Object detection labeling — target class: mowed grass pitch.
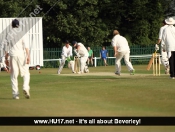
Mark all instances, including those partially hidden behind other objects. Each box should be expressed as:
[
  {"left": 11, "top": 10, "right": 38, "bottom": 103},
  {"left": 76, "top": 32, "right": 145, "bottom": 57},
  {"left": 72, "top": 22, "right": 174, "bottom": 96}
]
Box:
[{"left": 0, "top": 65, "right": 175, "bottom": 132}]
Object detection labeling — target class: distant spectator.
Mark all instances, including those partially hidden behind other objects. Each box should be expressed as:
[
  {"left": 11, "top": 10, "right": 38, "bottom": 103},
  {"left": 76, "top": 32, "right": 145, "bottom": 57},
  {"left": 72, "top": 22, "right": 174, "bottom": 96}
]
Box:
[
  {"left": 87, "top": 47, "right": 93, "bottom": 66},
  {"left": 100, "top": 46, "right": 108, "bottom": 66}
]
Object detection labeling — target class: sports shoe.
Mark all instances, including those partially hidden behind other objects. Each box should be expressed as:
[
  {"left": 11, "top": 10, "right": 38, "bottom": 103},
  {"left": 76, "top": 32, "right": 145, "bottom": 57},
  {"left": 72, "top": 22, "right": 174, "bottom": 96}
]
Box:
[
  {"left": 13, "top": 96, "right": 19, "bottom": 99},
  {"left": 23, "top": 90, "right": 30, "bottom": 99},
  {"left": 77, "top": 71, "right": 82, "bottom": 74},
  {"left": 130, "top": 69, "right": 135, "bottom": 75},
  {"left": 115, "top": 72, "right": 120, "bottom": 76}
]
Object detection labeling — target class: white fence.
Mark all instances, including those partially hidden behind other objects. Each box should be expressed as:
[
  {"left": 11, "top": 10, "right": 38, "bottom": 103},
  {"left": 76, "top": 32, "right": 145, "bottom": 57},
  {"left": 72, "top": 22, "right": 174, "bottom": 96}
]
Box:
[
  {"left": 43, "top": 54, "right": 153, "bottom": 67},
  {"left": 0, "top": 17, "right": 43, "bottom": 66}
]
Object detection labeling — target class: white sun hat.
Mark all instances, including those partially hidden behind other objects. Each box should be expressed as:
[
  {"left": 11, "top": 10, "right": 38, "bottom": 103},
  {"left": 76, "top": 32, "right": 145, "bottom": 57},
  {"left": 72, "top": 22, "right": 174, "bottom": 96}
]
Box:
[{"left": 165, "top": 17, "right": 175, "bottom": 25}]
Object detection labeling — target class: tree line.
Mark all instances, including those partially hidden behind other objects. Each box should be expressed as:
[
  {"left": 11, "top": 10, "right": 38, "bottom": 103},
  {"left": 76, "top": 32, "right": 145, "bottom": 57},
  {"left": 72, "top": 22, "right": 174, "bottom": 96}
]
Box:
[{"left": 0, "top": 0, "right": 174, "bottom": 48}]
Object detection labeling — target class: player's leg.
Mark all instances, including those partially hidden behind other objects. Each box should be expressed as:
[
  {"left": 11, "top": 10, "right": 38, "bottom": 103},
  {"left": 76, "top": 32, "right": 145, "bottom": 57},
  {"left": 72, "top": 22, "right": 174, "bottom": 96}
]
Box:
[
  {"left": 169, "top": 51, "right": 175, "bottom": 78},
  {"left": 10, "top": 56, "right": 20, "bottom": 99},
  {"left": 115, "top": 52, "right": 123, "bottom": 75},
  {"left": 90, "top": 57, "right": 93, "bottom": 66},
  {"left": 87, "top": 57, "right": 90, "bottom": 65},
  {"left": 80, "top": 56, "right": 88, "bottom": 73},
  {"left": 123, "top": 51, "right": 135, "bottom": 74},
  {"left": 161, "top": 50, "right": 169, "bottom": 74},
  {"left": 69, "top": 60, "right": 75, "bottom": 73},
  {"left": 18, "top": 55, "right": 30, "bottom": 99},
  {"left": 57, "top": 56, "right": 66, "bottom": 74},
  {"left": 103, "top": 57, "right": 108, "bottom": 66}
]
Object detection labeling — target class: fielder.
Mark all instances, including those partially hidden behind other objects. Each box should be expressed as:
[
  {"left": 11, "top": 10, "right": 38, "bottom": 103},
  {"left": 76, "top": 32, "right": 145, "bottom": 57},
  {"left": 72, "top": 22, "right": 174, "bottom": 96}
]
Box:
[
  {"left": 72, "top": 41, "right": 89, "bottom": 74},
  {"left": 57, "top": 40, "right": 74, "bottom": 74},
  {"left": 155, "top": 19, "right": 169, "bottom": 74},
  {"left": 3, "top": 19, "right": 30, "bottom": 99}
]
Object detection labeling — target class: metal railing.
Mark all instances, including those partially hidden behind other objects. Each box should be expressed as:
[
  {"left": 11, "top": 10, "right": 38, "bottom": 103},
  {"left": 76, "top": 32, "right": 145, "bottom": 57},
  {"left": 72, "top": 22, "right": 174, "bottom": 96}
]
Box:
[{"left": 43, "top": 45, "right": 155, "bottom": 68}]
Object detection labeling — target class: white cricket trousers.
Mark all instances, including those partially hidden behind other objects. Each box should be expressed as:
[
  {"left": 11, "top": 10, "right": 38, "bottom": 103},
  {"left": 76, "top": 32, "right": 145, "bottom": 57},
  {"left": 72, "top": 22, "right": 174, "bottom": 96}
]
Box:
[
  {"left": 80, "top": 56, "right": 88, "bottom": 73},
  {"left": 57, "top": 55, "right": 66, "bottom": 73},
  {"left": 10, "top": 56, "right": 30, "bottom": 97},
  {"left": 69, "top": 61, "right": 75, "bottom": 72},
  {"left": 115, "top": 50, "right": 134, "bottom": 73},
  {"left": 161, "top": 49, "right": 169, "bottom": 68}
]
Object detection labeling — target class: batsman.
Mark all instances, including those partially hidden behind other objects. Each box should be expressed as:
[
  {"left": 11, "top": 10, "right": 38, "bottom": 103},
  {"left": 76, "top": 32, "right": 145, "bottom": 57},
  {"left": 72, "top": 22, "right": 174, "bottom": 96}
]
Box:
[{"left": 72, "top": 41, "right": 89, "bottom": 74}]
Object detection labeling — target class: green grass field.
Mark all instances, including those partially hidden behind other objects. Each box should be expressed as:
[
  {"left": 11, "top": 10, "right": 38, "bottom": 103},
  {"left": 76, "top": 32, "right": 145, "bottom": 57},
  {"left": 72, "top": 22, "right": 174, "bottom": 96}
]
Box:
[{"left": 0, "top": 65, "right": 175, "bottom": 132}]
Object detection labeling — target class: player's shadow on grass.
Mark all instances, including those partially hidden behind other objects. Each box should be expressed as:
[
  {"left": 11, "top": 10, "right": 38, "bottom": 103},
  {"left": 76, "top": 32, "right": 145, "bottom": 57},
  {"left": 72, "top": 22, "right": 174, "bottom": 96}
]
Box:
[{"left": 0, "top": 97, "right": 14, "bottom": 100}]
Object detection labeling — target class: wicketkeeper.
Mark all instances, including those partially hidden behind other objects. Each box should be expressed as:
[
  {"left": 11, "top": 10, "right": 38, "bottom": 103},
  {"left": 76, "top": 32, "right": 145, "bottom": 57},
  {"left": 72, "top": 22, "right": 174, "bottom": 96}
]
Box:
[
  {"left": 72, "top": 41, "right": 89, "bottom": 73},
  {"left": 57, "top": 40, "right": 74, "bottom": 74}
]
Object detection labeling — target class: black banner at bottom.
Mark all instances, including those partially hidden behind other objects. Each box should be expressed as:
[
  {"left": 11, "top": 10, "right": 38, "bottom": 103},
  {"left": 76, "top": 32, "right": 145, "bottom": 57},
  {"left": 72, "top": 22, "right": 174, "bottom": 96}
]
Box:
[{"left": 0, "top": 117, "right": 175, "bottom": 126}]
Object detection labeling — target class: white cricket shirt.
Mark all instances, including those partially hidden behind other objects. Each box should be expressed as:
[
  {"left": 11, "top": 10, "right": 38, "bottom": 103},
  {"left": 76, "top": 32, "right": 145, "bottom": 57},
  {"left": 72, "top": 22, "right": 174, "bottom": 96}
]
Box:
[
  {"left": 61, "top": 45, "right": 73, "bottom": 57},
  {"left": 111, "top": 34, "right": 130, "bottom": 52},
  {"left": 162, "top": 25, "right": 175, "bottom": 52},
  {"left": 77, "top": 43, "right": 89, "bottom": 57},
  {"left": 5, "top": 28, "right": 29, "bottom": 56}
]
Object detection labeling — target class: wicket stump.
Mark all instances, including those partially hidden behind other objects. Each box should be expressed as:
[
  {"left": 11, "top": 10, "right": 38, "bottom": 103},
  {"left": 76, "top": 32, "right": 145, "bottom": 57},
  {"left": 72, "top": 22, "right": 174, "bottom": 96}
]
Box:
[
  {"left": 152, "top": 53, "right": 160, "bottom": 76},
  {"left": 74, "top": 56, "right": 80, "bottom": 73}
]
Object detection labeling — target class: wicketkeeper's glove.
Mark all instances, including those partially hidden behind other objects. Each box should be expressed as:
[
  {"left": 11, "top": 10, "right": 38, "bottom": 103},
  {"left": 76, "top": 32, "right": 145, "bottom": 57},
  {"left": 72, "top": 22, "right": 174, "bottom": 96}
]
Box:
[
  {"left": 66, "top": 57, "right": 71, "bottom": 62},
  {"left": 155, "top": 44, "right": 159, "bottom": 51}
]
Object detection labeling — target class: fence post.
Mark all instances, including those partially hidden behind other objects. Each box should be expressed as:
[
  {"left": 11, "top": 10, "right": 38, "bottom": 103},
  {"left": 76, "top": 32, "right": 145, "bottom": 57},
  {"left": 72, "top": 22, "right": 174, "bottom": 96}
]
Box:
[{"left": 94, "top": 57, "right": 97, "bottom": 67}]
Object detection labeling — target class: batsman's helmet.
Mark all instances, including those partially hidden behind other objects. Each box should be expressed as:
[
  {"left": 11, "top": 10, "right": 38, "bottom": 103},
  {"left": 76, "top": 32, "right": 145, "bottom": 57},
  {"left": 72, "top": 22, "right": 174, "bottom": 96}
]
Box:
[{"left": 72, "top": 41, "right": 77, "bottom": 45}]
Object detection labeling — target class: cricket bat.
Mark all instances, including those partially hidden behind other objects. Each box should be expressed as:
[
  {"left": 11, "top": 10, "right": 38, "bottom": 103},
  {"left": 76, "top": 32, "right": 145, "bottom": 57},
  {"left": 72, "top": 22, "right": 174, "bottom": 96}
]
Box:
[{"left": 146, "top": 50, "right": 157, "bottom": 71}]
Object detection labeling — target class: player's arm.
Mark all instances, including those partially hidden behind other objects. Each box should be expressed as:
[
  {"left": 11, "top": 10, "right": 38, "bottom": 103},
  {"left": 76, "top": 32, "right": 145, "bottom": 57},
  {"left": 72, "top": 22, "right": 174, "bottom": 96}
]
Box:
[
  {"left": 111, "top": 37, "right": 118, "bottom": 57},
  {"left": 161, "top": 29, "right": 166, "bottom": 52},
  {"left": 113, "top": 46, "right": 118, "bottom": 57},
  {"left": 25, "top": 48, "right": 30, "bottom": 64},
  {"left": 74, "top": 46, "right": 80, "bottom": 57},
  {"left": 3, "top": 37, "right": 10, "bottom": 67},
  {"left": 70, "top": 46, "right": 73, "bottom": 57},
  {"left": 4, "top": 51, "right": 9, "bottom": 68},
  {"left": 157, "top": 39, "right": 161, "bottom": 45},
  {"left": 22, "top": 35, "right": 30, "bottom": 64}
]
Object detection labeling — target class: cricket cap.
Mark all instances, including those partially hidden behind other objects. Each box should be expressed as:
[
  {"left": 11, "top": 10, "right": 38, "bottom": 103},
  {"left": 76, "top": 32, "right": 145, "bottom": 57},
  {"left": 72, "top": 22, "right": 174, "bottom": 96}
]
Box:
[
  {"left": 64, "top": 40, "right": 70, "bottom": 44},
  {"left": 12, "top": 19, "right": 19, "bottom": 28}
]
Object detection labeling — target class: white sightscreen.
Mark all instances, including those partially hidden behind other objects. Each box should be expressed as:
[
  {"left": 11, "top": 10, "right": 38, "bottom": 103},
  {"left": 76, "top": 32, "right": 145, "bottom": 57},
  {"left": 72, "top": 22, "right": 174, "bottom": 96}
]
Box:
[{"left": 0, "top": 17, "right": 43, "bottom": 66}]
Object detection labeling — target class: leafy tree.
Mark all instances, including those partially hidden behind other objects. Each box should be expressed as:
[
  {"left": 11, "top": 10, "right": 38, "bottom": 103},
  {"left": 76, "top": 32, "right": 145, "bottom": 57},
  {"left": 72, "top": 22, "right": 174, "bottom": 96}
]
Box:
[{"left": 0, "top": 0, "right": 172, "bottom": 48}]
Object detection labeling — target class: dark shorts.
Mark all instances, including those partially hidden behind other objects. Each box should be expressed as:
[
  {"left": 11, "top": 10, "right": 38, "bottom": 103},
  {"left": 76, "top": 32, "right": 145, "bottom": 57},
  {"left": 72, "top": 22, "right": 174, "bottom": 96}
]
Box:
[
  {"left": 88, "top": 56, "right": 93, "bottom": 59},
  {"left": 102, "top": 57, "right": 107, "bottom": 60}
]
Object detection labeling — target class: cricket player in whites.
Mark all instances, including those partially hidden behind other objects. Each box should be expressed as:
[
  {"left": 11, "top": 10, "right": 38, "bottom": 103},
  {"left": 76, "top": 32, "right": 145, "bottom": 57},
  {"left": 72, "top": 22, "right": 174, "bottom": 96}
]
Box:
[
  {"left": 3, "top": 19, "right": 30, "bottom": 99},
  {"left": 155, "top": 20, "right": 169, "bottom": 74},
  {"left": 111, "top": 30, "right": 135, "bottom": 75},
  {"left": 72, "top": 41, "right": 89, "bottom": 74},
  {"left": 57, "top": 40, "right": 73, "bottom": 74}
]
